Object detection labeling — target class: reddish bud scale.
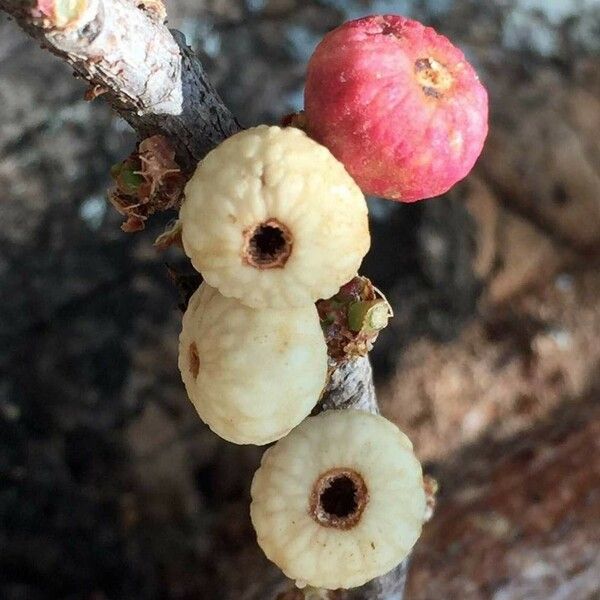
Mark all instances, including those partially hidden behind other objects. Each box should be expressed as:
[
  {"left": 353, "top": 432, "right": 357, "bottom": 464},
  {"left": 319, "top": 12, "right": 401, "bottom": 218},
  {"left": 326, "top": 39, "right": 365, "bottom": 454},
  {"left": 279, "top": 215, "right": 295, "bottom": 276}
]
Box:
[
  {"left": 36, "top": 0, "right": 87, "bottom": 28},
  {"left": 305, "top": 15, "right": 489, "bottom": 202},
  {"left": 36, "top": 0, "right": 55, "bottom": 17}
]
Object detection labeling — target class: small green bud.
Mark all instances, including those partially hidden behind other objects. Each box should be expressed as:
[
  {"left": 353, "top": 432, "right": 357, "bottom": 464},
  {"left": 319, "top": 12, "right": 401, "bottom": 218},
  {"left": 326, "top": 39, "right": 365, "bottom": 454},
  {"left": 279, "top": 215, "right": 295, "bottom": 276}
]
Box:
[
  {"left": 111, "top": 160, "right": 143, "bottom": 195},
  {"left": 348, "top": 299, "right": 390, "bottom": 333}
]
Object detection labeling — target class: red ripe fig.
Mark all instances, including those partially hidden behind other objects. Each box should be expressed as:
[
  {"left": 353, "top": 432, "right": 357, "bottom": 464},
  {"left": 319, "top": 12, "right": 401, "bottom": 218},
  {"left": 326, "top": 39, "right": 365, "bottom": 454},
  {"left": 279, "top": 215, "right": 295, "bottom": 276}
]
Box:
[{"left": 304, "top": 15, "right": 489, "bottom": 202}]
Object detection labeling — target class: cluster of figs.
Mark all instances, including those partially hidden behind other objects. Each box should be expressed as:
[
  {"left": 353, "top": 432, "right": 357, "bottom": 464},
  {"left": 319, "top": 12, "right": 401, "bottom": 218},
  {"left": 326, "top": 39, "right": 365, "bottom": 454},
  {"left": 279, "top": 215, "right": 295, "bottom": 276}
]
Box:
[{"left": 176, "top": 14, "right": 488, "bottom": 591}]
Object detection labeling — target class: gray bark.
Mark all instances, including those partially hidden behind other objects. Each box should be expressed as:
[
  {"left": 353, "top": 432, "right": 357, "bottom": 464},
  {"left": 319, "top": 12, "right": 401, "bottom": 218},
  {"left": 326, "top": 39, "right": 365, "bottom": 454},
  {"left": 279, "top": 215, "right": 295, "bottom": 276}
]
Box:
[{"left": 0, "top": 0, "right": 240, "bottom": 169}]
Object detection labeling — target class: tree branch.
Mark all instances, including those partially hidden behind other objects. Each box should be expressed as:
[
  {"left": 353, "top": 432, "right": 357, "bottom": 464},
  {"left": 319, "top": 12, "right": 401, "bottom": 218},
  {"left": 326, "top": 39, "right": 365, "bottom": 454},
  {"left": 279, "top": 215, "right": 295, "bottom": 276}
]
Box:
[
  {"left": 0, "top": 2, "right": 410, "bottom": 598},
  {"left": 318, "top": 357, "right": 378, "bottom": 414}
]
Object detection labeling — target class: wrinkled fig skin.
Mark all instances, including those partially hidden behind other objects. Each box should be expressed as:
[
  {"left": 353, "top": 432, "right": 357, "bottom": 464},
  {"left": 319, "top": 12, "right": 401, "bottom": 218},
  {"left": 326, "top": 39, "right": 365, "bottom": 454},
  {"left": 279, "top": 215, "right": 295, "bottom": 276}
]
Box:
[
  {"left": 305, "top": 15, "right": 488, "bottom": 202},
  {"left": 251, "top": 411, "right": 426, "bottom": 590},
  {"left": 179, "top": 283, "right": 328, "bottom": 445},
  {"left": 180, "top": 126, "right": 370, "bottom": 308}
]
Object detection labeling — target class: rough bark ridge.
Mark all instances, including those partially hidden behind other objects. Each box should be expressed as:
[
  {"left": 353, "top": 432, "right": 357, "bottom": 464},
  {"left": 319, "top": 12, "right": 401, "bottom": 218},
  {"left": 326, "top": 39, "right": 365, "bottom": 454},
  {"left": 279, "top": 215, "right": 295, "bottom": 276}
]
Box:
[
  {"left": 0, "top": 1, "right": 408, "bottom": 599},
  {"left": 0, "top": 0, "right": 240, "bottom": 170}
]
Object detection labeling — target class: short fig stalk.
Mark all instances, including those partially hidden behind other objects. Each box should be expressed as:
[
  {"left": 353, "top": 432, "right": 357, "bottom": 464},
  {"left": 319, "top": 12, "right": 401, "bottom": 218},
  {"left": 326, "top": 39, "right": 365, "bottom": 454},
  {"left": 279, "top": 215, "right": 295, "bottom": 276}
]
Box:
[{"left": 317, "top": 276, "right": 391, "bottom": 360}]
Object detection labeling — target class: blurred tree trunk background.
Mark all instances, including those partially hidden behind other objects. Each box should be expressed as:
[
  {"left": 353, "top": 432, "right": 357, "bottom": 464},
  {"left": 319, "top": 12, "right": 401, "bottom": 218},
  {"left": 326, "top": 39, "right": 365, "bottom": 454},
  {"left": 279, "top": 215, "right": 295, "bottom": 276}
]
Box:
[{"left": 1, "top": 1, "right": 599, "bottom": 599}]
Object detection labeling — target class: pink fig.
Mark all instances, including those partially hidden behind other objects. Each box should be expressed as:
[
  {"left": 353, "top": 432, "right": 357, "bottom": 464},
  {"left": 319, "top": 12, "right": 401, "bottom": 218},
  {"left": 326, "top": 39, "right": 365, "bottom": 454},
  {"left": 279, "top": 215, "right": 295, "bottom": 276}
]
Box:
[{"left": 305, "top": 15, "right": 489, "bottom": 202}]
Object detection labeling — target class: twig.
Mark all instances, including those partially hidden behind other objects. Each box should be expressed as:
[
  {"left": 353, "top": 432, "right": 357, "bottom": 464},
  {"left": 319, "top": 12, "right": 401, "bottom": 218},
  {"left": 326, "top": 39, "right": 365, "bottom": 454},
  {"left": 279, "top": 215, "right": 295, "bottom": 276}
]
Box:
[{"left": 0, "top": 0, "right": 240, "bottom": 170}]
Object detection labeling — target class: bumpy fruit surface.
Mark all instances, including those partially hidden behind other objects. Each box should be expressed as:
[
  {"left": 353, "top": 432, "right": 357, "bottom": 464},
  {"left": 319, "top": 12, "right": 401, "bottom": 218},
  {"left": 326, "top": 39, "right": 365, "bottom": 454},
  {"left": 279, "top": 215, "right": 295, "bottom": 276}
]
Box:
[
  {"left": 305, "top": 15, "right": 488, "bottom": 202},
  {"left": 180, "top": 125, "right": 370, "bottom": 308},
  {"left": 250, "top": 410, "right": 426, "bottom": 589},
  {"left": 178, "top": 283, "right": 327, "bottom": 445}
]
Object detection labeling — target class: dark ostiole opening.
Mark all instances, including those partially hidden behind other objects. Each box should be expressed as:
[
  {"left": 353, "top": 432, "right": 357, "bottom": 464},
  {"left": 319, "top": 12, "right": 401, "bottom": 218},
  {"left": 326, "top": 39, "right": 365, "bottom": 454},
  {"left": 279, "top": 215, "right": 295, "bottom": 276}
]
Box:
[
  {"left": 320, "top": 475, "right": 359, "bottom": 518},
  {"left": 310, "top": 468, "right": 368, "bottom": 529},
  {"left": 189, "top": 342, "right": 200, "bottom": 378},
  {"left": 243, "top": 219, "right": 293, "bottom": 269},
  {"left": 251, "top": 224, "right": 286, "bottom": 261},
  {"left": 414, "top": 57, "right": 453, "bottom": 98}
]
